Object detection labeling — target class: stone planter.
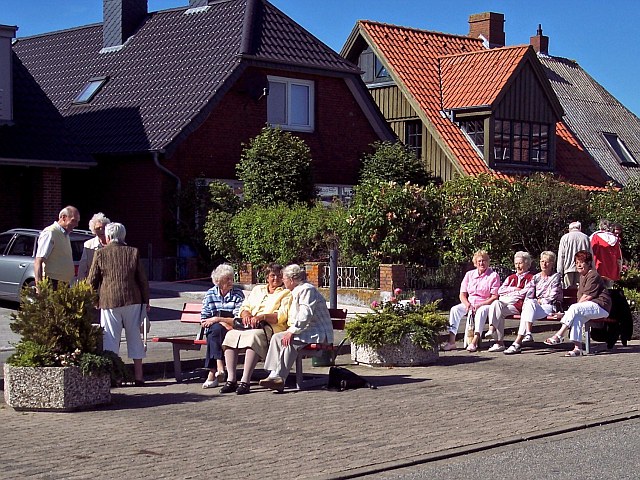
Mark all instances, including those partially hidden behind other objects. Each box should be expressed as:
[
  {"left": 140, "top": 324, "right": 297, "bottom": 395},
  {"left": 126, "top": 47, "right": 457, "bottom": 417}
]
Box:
[
  {"left": 351, "top": 335, "right": 439, "bottom": 367},
  {"left": 4, "top": 364, "right": 111, "bottom": 411}
]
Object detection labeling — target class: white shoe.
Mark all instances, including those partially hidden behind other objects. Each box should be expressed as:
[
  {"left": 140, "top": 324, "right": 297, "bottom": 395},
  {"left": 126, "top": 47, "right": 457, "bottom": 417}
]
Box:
[
  {"left": 504, "top": 343, "right": 521, "bottom": 355},
  {"left": 488, "top": 343, "right": 505, "bottom": 352},
  {"left": 522, "top": 333, "right": 534, "bottom": 343},
  {"left": 484, "top": 328, "right": 496, "bottom": 339},
  {"left": 202, "top": 378, "right": 219, "bottom": 389},
  {"left": 215, "top": 370, "right": 225, "bottom": 383}
]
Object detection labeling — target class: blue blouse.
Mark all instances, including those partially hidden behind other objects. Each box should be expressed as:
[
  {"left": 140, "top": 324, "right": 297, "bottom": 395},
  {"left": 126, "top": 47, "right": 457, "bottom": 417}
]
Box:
[{"left": 201, "top": 285, "right": 244, "bottom": 320}]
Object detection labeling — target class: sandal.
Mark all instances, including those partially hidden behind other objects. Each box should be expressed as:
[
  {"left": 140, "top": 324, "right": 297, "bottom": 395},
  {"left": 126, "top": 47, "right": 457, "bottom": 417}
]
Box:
[
  {"left": 564, "top": 349, "right": 582, "bottom": 357},
  {"left": 544, "top": 335, "right": 564, "bottom": 346}
]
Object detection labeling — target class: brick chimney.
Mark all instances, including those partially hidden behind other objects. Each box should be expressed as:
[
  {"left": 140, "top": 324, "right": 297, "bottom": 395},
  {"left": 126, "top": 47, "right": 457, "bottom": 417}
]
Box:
[
  {"left": 468, "top": 12, "right": 505, "bottom": 48},
  {"left": 530, "top": 24, "right": 549, "bottom": 55},
  {"left": 103, "top": 0, "right": 148, "bottom": 49},
  {"left": 0, "top": 24, "right": 17, "bottom": 125}
]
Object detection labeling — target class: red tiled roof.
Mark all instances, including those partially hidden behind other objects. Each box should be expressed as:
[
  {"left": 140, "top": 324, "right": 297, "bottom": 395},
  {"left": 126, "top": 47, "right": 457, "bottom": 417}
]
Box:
[
  {"left": 358, "top": 20, "right": 606, "bottom": 188},
  {"left": 359, "top": 21, "right": 504, "bottom": 178},
  {"left": 440, "top": 46, "right": 529, "bottom": 110}
]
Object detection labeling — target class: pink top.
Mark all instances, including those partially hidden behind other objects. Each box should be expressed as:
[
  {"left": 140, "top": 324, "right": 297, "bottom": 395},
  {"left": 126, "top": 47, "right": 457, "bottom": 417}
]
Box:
[{"left": 460, "top": 268, "right": 501, "bottom": 307}]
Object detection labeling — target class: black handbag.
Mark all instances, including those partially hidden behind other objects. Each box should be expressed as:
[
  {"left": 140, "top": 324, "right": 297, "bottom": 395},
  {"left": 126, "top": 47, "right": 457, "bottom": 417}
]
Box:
[{"left": 233, "top": 317, "right": 266, "bottom": 330}]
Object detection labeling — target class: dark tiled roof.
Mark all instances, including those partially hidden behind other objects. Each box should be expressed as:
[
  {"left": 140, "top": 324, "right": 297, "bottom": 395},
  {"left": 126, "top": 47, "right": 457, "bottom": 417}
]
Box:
[
  {"left": 11, "top": 0, "right": 359, "bottom": 155},
  {"left": 0, "top": 54, "right": 93, "bottom": 166},
  {"left": 540, "top": 54, "right": 640, "bottom": 186}
]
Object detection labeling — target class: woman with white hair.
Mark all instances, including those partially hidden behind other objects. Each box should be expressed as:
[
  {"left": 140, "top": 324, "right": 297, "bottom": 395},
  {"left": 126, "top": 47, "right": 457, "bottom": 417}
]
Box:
[
  {"left": 200, "top": 264, "right": 244, "bottom": 389},
  {"left": 76, "top": 212, "right": 111, "bottom": 281},
  {"left": 504, "top": 251, "right": 562, "bottom": 354},
  {"left": 483, "top": 251, "right": 534, "bottom": 352},
  {"left": 87, "top": 222, "right": 149, "bottom": 385},
  {"left": 259, "top": 264, "right": 333, "bottom": 392}
]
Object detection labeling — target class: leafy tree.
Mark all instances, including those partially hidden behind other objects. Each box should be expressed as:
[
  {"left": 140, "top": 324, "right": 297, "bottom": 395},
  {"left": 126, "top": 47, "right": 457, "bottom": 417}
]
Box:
[
  {"left": 440, "top": 174, "right": 517, "bottom": 265},
  {"left": 590, "top": 179, "right": 640, "bottom": 263},
  {"left": 203, "top": 181, "right": 244, "bottom": 263},
  {"left": 236, "top": 126, "right": 315, "bottom": 207},
  {"left": 511, "top": 173, "right": 593, "bottom": 261},
  {"left": 231, "top": 202, "right": 346, "bottom": 266},
  {"left": 359, "top": 141, "right": 433, "bottom": 186},
  {"left": 343, "top": 180, "right": 442, "bottom": 273}
]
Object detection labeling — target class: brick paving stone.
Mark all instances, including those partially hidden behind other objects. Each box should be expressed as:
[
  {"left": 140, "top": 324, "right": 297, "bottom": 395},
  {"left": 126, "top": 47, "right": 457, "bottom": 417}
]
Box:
[{"left": 2, "top": 340, "right": 640, "bottom": 479}]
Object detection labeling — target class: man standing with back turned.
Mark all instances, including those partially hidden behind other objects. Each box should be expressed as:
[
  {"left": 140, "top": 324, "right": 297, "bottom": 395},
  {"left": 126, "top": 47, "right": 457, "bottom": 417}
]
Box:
[
  {"left": 557, "top": 221, "right": 591, "bottom": 288},
  {"left": 34, "top": 206, "right": 80, "bottom": 290}
]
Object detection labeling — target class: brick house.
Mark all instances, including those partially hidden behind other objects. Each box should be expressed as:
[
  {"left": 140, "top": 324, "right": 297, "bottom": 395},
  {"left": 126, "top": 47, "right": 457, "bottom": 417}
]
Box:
[
  {"left": 0, "top": 0, "right": 393, "bottom": 278},
  {"left": 341, "top": 12, "right": 615, "bottom": 189}
]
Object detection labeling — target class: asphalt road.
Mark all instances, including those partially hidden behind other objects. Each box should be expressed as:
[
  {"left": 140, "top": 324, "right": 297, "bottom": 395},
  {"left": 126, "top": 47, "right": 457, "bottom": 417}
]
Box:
[{"left": 365, "top": 417, "right": 640, "bottom": 479}]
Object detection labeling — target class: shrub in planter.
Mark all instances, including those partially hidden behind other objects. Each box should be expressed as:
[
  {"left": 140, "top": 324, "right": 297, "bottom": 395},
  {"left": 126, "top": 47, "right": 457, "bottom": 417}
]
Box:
[
  {"left": 6, "top": 280, "right": 129, "bottom": 410},
  {"left": 346, "top": 298, "right": 448, "bottom": 366}
]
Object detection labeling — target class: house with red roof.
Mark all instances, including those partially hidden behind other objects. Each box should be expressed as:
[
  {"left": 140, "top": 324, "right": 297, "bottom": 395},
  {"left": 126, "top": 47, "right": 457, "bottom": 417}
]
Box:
[
  {"left": 0, "top": 0, "right": 393, "bottom": 278},
  {"left": 341, "top": 12, "right": 615, "bottom": 189}
]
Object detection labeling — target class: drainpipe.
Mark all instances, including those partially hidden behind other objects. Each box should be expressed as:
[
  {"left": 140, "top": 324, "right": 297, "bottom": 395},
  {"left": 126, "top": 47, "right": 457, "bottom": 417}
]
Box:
[{"left": 152, "top": 150, "right": 181, "bottom": 279}]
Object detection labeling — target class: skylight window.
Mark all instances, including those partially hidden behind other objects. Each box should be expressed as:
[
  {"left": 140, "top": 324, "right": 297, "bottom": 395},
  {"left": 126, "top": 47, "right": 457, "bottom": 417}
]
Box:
[
  {"left": 73, "top": 76, "right": 108, "bottom": 104},
  {"left": 602, "top": 132, "right": 638, "bottom": 166}
]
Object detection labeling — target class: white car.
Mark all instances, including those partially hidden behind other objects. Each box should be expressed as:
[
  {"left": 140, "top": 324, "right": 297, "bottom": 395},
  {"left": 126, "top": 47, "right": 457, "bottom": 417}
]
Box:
[{"left": 0, "top": 228, "right": 93, "bottom": 302}]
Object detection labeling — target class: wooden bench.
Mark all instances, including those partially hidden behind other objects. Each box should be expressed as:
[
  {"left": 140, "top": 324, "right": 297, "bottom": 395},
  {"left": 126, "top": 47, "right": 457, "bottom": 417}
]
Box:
[
  {"left": 294, "top": 308, "right": 348, "bottom": 390},
  {"left": 151, "top": 302, "right": 207, "bottom": 382},
  {"left": 503, "top": 287, "right": 617, "bottom": 354}
]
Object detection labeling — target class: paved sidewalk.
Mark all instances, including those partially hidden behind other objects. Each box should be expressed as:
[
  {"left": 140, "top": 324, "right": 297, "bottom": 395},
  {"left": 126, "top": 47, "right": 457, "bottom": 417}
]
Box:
[{"left": 2, "top": 281, "right": 639, "bottom": 479}]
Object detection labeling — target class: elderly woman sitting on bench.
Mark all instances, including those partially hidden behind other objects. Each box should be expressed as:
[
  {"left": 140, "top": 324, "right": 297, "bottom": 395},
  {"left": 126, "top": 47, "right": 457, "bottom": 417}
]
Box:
[{"left": 544, "top": 250, "right": 611, "bottom": 357}]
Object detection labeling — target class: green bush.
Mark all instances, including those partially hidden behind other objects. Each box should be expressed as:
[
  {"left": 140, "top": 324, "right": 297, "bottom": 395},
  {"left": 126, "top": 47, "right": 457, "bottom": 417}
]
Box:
[
  {"left": 360, "top": 141, "right": 433, "bottom": 186},
  {"left": 345, "top": 300, "right": 448, "bottom": 350},
  {"left": 344, "top": 179, "right": 442, "bottom": 268},
  {"left": 441, "top": 174, "right": 517, "bottom": 265},
  {"left": 511, "top": 173, "right": 593, "bottom": 261},
  {"left": 231, "top": 201, "right": 346, "bottom": 266},
  {"left": 236, "top": 126, "right": 315, "bottom": 207},
  {"left": 7, "top": 340, "right": 55, "bottom": 367}
]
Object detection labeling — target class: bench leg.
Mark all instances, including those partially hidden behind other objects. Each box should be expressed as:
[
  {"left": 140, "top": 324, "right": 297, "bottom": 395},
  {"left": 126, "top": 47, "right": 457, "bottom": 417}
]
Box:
[
  {"left": 584, "top": 324, "right": 591, "bottom": 355},
  {"left": 173, "top": 344, "right": 184, "bottom": 383}
]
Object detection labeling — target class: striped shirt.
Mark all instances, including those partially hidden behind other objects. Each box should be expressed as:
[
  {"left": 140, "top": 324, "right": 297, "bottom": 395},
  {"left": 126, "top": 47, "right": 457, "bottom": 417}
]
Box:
[{"left": 201, "top": 285, "right": 244, "bottom": 320}]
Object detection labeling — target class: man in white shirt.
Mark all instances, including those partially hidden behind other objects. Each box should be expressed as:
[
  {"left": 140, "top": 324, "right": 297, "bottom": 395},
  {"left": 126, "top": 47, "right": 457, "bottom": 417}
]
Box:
[{"left": 34, "top": 206, "right": 80, "bottom": 289}]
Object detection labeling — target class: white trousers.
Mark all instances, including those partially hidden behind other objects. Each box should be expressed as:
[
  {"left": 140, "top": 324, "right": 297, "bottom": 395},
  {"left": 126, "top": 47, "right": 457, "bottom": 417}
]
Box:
[
  {"left": 448, "top": 303, "right": 490, "bottom": 335},
  {"left": 101, "top": 304, "right": 146, "bottom": 359},
  {"left": 263, "top": 331, "right": 307, "bottom": 382},
  {"left": 518, "top": 299, "right": 554, "bottom": 335},
  {"left": 487, "top": 300, "right": 519, "bottom": 341},
  {"left": 561, "top": 301, "right": 609, "bottom": 342}
]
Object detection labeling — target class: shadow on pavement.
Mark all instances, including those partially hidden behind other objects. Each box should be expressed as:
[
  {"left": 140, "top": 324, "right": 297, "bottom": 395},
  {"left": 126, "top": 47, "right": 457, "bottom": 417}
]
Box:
[
  {"left": 105, "top": 391, "right": 211, "bottom": 410},
  {"left": 436, "top": 355, "right": 492, "bottom": 366},
  {"left": 148, "top": 305, "right": 183, "bottom": 322}
]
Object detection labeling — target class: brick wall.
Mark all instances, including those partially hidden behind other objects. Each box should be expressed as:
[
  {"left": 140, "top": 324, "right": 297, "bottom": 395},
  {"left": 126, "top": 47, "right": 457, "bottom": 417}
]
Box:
[{"left": 379, "top": 264, "right": 407, "bottom": 292}]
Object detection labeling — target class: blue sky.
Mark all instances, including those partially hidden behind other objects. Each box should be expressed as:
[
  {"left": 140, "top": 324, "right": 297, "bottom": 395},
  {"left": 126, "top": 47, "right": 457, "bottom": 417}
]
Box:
[{"left": 3, "top": 0, "right": 639, "bottom": 116}]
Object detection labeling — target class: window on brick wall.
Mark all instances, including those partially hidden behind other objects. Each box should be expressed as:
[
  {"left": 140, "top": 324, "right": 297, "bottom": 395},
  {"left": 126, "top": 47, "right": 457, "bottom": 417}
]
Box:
[{"left": 267, "top": 76, "right": 314, "bottom": 132}]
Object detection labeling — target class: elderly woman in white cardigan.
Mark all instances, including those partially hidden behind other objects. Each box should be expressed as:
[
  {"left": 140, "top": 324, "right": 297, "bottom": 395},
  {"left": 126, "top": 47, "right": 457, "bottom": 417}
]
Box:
[{"left": 260, "top": 264, "right": 333, "bottom": 392}]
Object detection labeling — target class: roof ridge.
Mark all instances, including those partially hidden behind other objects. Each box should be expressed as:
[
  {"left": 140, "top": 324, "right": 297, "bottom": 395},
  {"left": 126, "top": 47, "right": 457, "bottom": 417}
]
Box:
[
  {"left": 359, "top": 19, "right": 485, "bottom": 43},
  {"left": 438, "top": 44, "right": 530, "bottom": 61}
]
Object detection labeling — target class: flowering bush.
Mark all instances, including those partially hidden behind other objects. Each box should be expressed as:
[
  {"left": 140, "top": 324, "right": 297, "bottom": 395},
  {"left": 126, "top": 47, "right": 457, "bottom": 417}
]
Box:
[{"left": 346, "top": 296, "right": 448, "bottom": 351}]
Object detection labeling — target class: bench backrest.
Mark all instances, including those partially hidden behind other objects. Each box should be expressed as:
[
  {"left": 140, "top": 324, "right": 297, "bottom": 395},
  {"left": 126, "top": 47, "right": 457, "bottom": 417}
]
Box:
[
  {"left": 181, "top": 302, "right": 203, "bottom": 323},
  {"left": 329, "top": 308, "right": 347, "bottom": 330}
]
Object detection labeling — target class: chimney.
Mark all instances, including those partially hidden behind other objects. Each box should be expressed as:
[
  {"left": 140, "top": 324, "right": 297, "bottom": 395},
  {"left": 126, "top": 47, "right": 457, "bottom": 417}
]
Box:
[
  {"left": 468, "top": 12, "right": 505, "bottom": 48},
  {"left": 530, "top": 24, "right": 549, "bottom": 55},
  {"left": 103, "top": 0, "right": 148, "bottom": 49},
  {"left": 189, "top": 0, "right": 209, "bottom": 7},
  {"left": 0, "top": 24, "right": 18, "bottom": 125}
]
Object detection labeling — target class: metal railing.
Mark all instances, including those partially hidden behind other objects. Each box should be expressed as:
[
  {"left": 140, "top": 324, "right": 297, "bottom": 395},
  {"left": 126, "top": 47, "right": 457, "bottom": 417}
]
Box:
[{"left": 321, "top": 265, "right": 379, "bottom": 289}]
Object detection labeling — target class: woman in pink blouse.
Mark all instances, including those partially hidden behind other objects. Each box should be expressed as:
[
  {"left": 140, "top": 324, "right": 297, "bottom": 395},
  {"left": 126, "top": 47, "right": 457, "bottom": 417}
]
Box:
[{"left": 442, "top": 250, "right": 500, "bottom": 352}]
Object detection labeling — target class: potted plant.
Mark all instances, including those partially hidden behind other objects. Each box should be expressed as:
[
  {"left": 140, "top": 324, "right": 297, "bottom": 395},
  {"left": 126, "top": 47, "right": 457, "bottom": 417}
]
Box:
[
  {"left": 346, "top": 290, "right": 449, "bottom": 367},
  {"left": 4, "top": 279, "right": 126, "bottom": 411}
]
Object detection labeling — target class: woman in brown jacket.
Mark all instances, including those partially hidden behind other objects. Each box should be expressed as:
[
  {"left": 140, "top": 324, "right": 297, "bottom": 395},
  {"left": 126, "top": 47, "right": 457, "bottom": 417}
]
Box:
[{"left": 87, "top": 222, "right": 150, "bottom": 385}]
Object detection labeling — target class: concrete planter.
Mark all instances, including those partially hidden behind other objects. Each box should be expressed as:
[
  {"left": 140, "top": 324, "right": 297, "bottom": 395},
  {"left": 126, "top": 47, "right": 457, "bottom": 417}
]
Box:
[
  {"left": 351, "top": 335, "right": 439, "bottom": 367},
  {"left": 632, "top": 311, "right": 640, "bottom": 340},
  {"left": 4, "top": 364, "right": 111, "bottom": 411}
]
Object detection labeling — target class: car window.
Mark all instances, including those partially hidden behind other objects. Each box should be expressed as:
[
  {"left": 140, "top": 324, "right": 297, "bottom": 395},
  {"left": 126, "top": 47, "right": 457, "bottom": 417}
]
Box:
[
  {"left": 70, "top": 239, "right": 86, "bottom": 262},
  {"left": 7, "top": 234, "right": 36, "bottom": 257},
  {"left": 0, "top": 233, "right": 13, "bottom": 255}
]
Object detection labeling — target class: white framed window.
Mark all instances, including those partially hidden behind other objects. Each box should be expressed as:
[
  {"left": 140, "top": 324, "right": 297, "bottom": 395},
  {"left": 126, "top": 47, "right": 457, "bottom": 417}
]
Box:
[
  {"left": 73, "top": 76, "right": 108, "bottom": 104},
  {"left": 602, "top": 132, "right": 638, "bottom": 166},
  {"left": 267, "top": 76, "right": 314, "bottom": 132}
]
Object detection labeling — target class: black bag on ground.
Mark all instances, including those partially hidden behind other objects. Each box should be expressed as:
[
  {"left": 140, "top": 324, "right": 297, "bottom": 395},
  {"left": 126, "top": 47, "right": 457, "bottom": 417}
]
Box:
[{"left": 327, "top": 366, "right": 377, "bottom": 391}]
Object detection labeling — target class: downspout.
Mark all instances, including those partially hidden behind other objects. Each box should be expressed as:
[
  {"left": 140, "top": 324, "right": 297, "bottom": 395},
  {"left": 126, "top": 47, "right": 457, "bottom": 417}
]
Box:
[{"left": 152, "top": 150, "right": 181, "bottom": 278}]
